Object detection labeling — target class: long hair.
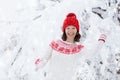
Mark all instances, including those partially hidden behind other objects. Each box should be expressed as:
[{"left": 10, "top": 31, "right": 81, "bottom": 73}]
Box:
[{"left": 61, "top": 31, "right": 81, "bottom": 42}]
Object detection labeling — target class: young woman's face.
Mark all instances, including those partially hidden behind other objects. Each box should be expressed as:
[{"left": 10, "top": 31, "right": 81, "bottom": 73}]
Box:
[{"left": 65, "top": 26, "right": 77, "bottom": 40}]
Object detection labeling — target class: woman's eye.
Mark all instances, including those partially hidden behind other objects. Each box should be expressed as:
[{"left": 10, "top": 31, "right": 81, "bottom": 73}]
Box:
[
  {"left": 72, "top": 28, "right": 75, "bottom": 29},
  {"left": 67, "top": 27, "right": 70, "bottom": 29}
]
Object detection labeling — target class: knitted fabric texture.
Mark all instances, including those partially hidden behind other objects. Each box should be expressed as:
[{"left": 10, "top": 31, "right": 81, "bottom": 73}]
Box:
[{"left": 62, "top": 13, "right": 80, "bottom": 32}]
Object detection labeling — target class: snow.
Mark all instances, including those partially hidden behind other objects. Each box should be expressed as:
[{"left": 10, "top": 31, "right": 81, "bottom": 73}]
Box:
[{"left": 0, "top": 0, "right": 120, "bottom": 80}]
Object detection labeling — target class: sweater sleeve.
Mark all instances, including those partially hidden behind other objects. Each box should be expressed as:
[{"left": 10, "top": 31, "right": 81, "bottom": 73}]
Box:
[
  {"left": 78, "top": 36, "right": 106, "bottom": 62},
  {"left": 74, "top": 34, "right": 107, "bottom": 79},
  {"left": 35, "top": 45, "right": 53, "bottom": 71}
]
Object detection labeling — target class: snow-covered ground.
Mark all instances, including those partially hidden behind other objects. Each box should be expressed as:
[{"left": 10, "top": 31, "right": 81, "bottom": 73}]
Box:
[{"left": 0, "top": 0, "right": 120, "bottom": 80}]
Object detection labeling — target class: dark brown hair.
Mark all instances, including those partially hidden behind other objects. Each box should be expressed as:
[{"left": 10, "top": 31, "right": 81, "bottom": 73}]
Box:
[{"left": 61, "top": 31, "right": 81, "bottom": 42}]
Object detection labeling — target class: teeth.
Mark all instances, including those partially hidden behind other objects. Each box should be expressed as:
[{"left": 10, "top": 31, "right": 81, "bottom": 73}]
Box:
[{"left": 68, "top": 33, "right": 74, "bottom": 36}]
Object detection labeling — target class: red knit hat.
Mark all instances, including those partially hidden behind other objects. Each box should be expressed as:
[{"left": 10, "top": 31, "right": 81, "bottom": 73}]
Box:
[{"left": 62, "top": 13, "right": 80, "bottom": 32}]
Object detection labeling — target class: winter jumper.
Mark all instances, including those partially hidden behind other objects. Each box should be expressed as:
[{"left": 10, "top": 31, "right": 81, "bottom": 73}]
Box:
[
  {"left": 35, "top": 39, "right": 84, "bottom": 80},
  {"left": 35, "top": 37, "right": 106, "bottom": 80}
]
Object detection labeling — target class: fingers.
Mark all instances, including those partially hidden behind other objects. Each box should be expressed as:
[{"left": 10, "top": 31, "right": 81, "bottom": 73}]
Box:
[
  {"left": 98, "top": 34, "right": 107, "bottom": 42},
  {"left": 35, "top": 58, "right": 42, "bottom": 65}
]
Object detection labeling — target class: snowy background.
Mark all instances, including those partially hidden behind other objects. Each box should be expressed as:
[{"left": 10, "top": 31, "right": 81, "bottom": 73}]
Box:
[{"left": 0, "top": 0, "right": 120, "bottom": 80}]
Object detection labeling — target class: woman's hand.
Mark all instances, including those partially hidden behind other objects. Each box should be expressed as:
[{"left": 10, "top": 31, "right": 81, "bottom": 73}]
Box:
[
  {"left": 98, "top": 34, "right": 107, "bottom": 42},
  {"left": 34, "top": 58, "right": 47, "bottom": 71}
]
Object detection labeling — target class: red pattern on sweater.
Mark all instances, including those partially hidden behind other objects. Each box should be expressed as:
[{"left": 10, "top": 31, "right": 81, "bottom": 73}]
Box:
[{"left": 50, "top": 40, "right": 84, "bottom": 54}]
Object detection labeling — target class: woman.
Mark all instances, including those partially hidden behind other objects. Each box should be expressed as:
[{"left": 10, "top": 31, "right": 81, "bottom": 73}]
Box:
[{"left": 34, "top": 13, "right": 107, "bottom": 80}]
